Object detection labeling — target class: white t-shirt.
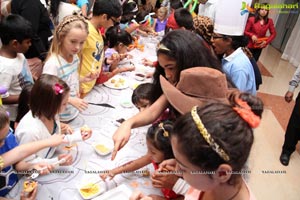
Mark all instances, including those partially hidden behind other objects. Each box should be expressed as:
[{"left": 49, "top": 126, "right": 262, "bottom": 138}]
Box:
[
  {"left": 0, "top": 53, "right": 33, "bottom": 121},
  {"left": 15, "top": 111, "right": 61, "bottom": 164},
  {"left": 43, "top": 54, "right": 80, "bottom": 122}
]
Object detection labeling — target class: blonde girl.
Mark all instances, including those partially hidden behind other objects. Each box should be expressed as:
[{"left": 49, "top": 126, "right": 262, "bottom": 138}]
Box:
[
  {"left": 43, "top": 13, "right": 92, "bottom": 122},
  {"left": 152, "top": 7, "right": 168, "bottom": 33}
]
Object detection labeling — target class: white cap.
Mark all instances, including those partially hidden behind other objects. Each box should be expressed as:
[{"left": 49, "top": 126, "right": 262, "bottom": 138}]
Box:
[{"left": 214, "top": 0, "right": 251, "bottom": 36}]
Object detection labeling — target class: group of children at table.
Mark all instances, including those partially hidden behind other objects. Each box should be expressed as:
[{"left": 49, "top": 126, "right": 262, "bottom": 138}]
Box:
[{"left": 0, "top": 0, "right": 272, "bottom": 199}]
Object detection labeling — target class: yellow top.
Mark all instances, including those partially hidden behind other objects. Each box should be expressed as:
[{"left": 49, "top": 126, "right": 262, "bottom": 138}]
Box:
[{"left": 79, "top": 21, "right": 104, "bottom": 95}]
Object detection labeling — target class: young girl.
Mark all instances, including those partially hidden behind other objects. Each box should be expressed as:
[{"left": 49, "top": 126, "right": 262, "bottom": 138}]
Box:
[
  {"left": 112, "top": 30, "right": 224, "bottom": 160},
  {"left": 43, "top": 13, "right": 90, "bottom": 122},
  {"left": 170, "top": 92, "right": 263, "bottom": 200},
  {"left": 15, "top": 74, "right": 91, "bottom": 165},
  {"left": 152, "top": 7, "right": 168, "bottom": 33},
  {"left": 244, "top": 3, "right": 276, "bottom": 61},
  {"left": 101, "top": 120, "right": 183, "bottom": 200}
]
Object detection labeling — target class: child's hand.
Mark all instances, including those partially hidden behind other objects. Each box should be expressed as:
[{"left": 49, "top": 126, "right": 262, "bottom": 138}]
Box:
[
  {"left": 141, "top": 58, "right": 154, "bottom": 67},
  {"left": 69, "top": 97, "right": 88, "bottom": 112},
  {"left": 120, "top": 65, "right": 135, "bottom": 73},
  {"left": 129, "top": 190, "right": 152, "bottom": 200},
  {"left": 151, "top": 171, "right": 179, "bottom": 189},
  {"left": 99, "top": 170, "right": 115, "bottom": 181},
  {"left": 58, "top": 154, "right": 73, "bottom": 166},
  {"left": 158, "top": 158, "right": 177, "bottom": 171},
  {"left": 60, "top": 122, "right": 73, "bottom": 134},
  {"left": 80, "top": 71, "right": 100, "bottom": 83},
  {"left": 47, "top": 134, "right": 67, "bottom": 147},
  {"left": 81, "top": 128, "right": 92, "bottom": 141},
  {"left": 20, "top": 185, "right": 38, "bottom": 200},
  {"left": 32, "top": 163, "right": 54, "bottom": 175}
]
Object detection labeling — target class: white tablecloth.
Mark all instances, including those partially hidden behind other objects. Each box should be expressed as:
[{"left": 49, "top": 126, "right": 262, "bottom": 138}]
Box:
[{"left": 7, "top": 35, "right": 162, "bottom": 200}]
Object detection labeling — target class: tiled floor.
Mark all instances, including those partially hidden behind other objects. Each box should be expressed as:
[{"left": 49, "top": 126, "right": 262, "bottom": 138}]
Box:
[{"left": 248, "top": 45, "right": 300, "bottom": 200}]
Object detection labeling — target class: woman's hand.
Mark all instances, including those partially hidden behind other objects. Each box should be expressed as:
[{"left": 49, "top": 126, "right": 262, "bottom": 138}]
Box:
[
  {"left": 99, "top": 170, "right": 115, "bottom": 181},
  {"left": 69, "top": 97, "right": 88, "bottom": 112},
  {"left": 285, "top": 91, "right": 294, "bottom": 103},
  {"left": 251, "top": 35, "right": 258, "bottom": 43},
  {"left": 111, "top": 121, "right": 132, "bottom": 160},
  {"left": 259, "top": 40, "right": 267, "bottom": 48}
]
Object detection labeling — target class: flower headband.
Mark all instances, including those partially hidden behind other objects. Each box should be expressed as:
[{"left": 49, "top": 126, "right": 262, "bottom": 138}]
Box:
[
  {"left": 191, "top": 106, "right": 230, "bottom": 162},
  {"left": 233, "top": 98, "right": 260, "bottom": 128},
  {"left": 53, "top": 83, "right": 64, "bottom": 95}
]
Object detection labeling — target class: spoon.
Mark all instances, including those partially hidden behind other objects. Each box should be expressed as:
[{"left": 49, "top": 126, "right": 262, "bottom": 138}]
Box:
[{"left": 80, "top": 179, "right": 102, "bottom": 190}]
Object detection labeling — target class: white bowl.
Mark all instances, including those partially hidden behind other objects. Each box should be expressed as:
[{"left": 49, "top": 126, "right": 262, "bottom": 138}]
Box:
[{"left": 93, "top": 143, "right": 113, "bottom": 156}]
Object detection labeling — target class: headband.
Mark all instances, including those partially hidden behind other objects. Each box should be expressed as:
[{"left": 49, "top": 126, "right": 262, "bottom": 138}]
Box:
[{"left": 191, "top": 106, "right": 230, "bottom": 161}]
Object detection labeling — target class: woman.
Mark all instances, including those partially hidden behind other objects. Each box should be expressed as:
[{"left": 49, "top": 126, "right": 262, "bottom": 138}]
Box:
[
  {"left": 112, "top": 29, "right": 224, "bottom": 160},
  {"left": 244, "top": 3, "right": 276, "bottom": 61}
]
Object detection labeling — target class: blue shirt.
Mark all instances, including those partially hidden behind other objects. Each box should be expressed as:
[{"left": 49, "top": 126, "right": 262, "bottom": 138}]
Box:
[
  {"left": 222, "top": 48, "right": 256, "bottom": 95},
  {"left": 0, "top": 129, "right": 19, "bottom": 196}
]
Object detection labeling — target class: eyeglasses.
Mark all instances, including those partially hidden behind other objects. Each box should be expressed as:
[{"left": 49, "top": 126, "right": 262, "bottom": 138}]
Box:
[{"left": 110, "top": 17, "right": 120, "bottom": 26}]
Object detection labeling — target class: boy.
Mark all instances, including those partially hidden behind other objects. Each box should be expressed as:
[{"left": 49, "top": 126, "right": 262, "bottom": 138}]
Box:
[
  {"left": 79, "top": 0, "right": 122, "bottom": 97},
  {"left": 0, "top": 14, "right": 34, "bottom": 127}
]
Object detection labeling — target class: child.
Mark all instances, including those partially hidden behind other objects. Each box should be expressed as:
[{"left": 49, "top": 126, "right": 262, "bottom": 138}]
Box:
[
  {"left": 152, "top": 7, "right": 168, "bottom": 33},
  {"left": 134, "top": 10, "right": 156, "bottom": 36},
  {"left": 15, "top": 74, "right": 91, "bottom": 165},
  {"left": 14, "top": 84, "right": 33, "bottom": 129},
  {"left": 169, "top": 92, "right": 263, "bottom": 200},
  {"left": 101, "top": 120, "right": 183, "bottom": 200},
  {"left": 43, "top": 13, "right": 89, "bottom": 122},
  {"left": 0, "top": 14, "right": 34, "bottom": 127},
  {"left": 96, "top": 26, "right": 135, "bottom": 84},
  {"left": 79, "top": 0, "right": 122, "bottom": 97},
  {"left": 131, "top": 83, "right": 156, "bottom": 112},
  {"left": 0, "top": 106, "right": 63, "bottom": 197}
]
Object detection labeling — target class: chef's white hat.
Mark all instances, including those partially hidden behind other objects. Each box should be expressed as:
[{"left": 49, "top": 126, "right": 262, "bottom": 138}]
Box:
[{"left": 214, "top": 0, "right": 252, "bottom": 36}]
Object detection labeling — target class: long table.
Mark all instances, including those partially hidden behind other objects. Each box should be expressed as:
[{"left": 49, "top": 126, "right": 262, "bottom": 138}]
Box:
[{"left": 7, "top": 35, "right": 161, "bottom": 200}]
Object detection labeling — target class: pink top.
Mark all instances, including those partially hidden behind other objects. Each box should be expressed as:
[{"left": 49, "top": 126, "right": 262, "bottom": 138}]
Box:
[
  {"left": 184, "top": 180, "right": 256, "bottom": 200},
  {"left": 244, "top": 16, "right": 276, "bottom": 49}
]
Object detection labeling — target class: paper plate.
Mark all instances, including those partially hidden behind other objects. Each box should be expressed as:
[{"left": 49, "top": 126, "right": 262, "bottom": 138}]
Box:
[
  {"left": 103, "top": 75, "right": 129, "bottom": 90},
  {"left": 78, "top": 181, "right": 105, "bottom": 200},
  {"left": 92, "top": 137, "right": 114, "bottom": 156}
]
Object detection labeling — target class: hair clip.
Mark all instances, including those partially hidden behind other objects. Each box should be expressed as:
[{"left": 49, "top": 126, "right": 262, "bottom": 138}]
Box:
[
  {"left": 53, "top": 83, "right": 64, "bottom": 95},
  {"left": 157, "top": 43, "right": 170, "bottom": 51},
  {"left": 233, "top": 98, "right": 260, "bottom": 128},
  {"left": 6, "top": 111, "right": 9, "bottom": 117},
  {"left": 191, "top": 106, "right": 230, "bottom": 161},
  {"left": 159, "top": 122, "right": 169, "bottom": 137}
]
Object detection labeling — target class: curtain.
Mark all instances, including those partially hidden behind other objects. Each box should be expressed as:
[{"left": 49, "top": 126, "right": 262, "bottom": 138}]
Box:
[{"left": 281, "top": 15, "right": 300, "bottom": 67}]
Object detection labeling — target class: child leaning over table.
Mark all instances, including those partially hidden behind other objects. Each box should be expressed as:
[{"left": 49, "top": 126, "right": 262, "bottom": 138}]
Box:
[
  {"left": 0, "top": 106, "right": 60, "bottom": 197},
  {"left": 100, "top": 120, "right": 184, "bottom": 200},
  {"left": 15, "top": 75, "right": 92, "bottom": 166},
  {"left": 95, "top": 26, "right": 135, "bottom": 84},
  {"left": 0, "top": 15, "right": 34, "bottom": 128}
]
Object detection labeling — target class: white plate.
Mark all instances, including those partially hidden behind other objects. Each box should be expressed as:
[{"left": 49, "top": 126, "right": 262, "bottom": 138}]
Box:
[
  {"left": 92, "top": 138, "right": 113, "bottom": 156},
  {"left": 134, "top": 73, "right": 146, "bottom": 81},
  {"left": 92, "top": 184, "right": 132, "bottom": 200},
  {"left": 78, "top": 181, "right": 105, "bottom": 199},
  {"left": 120, "top": 101, "right": 134, "bottom": 108},
  {"left": 103, "top": 75, "right": 129, "bottom": 90}
]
